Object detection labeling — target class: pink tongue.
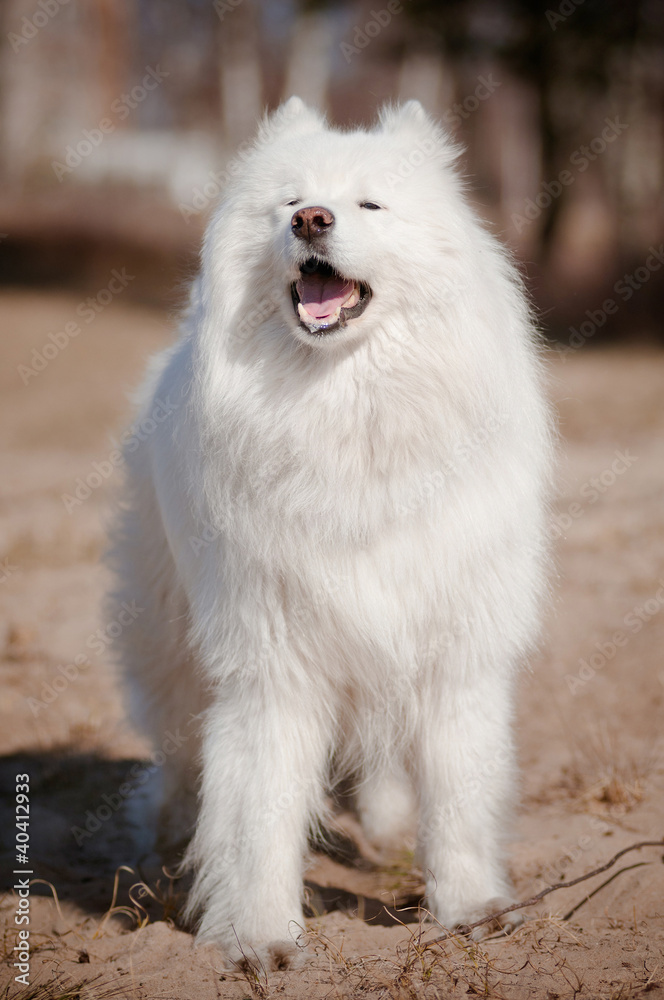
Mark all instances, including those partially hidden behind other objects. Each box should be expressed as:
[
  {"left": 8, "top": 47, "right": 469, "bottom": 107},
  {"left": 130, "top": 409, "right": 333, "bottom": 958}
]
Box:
[{"left": 296, "top": 273, "right": 353, "bottom": 319}]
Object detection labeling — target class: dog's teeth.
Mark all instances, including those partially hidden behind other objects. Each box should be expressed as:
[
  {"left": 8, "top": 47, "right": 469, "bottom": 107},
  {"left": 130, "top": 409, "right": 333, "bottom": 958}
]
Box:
[{"left": 344, "top": 283, "right": 361, "bottom": 309}]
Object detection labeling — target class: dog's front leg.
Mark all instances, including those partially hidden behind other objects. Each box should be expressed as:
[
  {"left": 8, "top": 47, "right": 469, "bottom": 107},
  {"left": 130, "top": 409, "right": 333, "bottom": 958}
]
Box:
[
  {"left": 413, "top": 667, "right": 520, "bottom": 938},
  {"left": 183, "top": 666, "right": 331, "bottom": 970}
]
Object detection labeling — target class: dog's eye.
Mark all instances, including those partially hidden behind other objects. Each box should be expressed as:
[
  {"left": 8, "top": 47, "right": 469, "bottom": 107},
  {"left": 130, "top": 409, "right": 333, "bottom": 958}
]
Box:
[
  {"left": 360, "top": 202, "right": 382, "bottom": 210},
  {"left": 285, "top": 200, "right": 299, "bottom": 207}
]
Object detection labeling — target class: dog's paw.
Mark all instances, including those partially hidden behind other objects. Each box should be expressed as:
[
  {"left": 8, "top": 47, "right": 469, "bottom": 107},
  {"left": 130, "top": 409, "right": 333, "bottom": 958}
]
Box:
[
  {"left": 459, "top": 896, "right": 524, "bottom": 941},
  {"left": 224, "top": 937, "right": 307, "bottom": 973}
]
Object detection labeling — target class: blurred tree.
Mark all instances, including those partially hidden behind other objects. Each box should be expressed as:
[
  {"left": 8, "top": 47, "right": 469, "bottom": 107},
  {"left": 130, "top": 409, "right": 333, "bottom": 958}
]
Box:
[{"left": 399, "top": 0, "right": 664, "bottom": 264}]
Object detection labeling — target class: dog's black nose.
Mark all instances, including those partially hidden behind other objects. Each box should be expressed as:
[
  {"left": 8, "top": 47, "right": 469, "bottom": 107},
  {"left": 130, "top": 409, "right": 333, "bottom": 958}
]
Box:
[{"left": 291, "top": 206, "right": 335, "bottom": 242}]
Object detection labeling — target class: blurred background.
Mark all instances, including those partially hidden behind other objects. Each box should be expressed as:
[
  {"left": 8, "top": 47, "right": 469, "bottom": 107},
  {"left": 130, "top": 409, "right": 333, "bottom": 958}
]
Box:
[{"left": 1, "top": 0, "right": 663, "bottom": 342}]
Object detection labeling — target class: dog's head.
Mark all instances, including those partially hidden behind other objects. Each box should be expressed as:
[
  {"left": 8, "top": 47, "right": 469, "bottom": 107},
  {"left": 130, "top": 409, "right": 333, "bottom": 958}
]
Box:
[{"left": 203, "top": 97, "right": 467, "bottom": 351}]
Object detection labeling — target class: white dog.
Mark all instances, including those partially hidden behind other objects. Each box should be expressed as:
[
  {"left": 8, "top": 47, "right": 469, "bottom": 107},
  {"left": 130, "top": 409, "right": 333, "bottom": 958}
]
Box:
[{"left": 108, "top": 97, "right": 553, "bottom": 968}]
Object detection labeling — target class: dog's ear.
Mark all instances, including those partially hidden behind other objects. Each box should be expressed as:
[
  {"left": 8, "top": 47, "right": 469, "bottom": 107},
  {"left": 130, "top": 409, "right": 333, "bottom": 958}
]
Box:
[
  {"left": 379, "top": 99, "right": 429, "bottom": 129},
  {"left": 377, "top": 101, "right": 460, "bottom": 165},
  {"left": 257, "top": 96, "right": 324, "bottom": 143}
]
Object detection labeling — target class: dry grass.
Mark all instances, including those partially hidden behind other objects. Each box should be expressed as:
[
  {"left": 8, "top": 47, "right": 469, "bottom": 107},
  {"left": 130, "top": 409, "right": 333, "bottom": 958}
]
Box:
[
  {"left": 302, "top": 916, "right": 577, "bottom": 999},
  {"left": 2, "top": 975, "right": 145, "bottom": 1000},
  {"left": 560, "top": 723, "right": 652, "bottom": 817}
]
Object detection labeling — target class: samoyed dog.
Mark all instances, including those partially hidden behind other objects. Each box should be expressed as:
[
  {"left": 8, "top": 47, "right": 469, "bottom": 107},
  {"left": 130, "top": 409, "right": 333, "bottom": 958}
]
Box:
[{"left": 109, "top": 97, "right": 552, "bottom": 968}]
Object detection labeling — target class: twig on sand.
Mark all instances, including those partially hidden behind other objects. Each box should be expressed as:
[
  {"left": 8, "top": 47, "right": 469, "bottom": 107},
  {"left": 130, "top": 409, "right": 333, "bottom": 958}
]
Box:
[
  {"left": 561, "top": 861, "right": 651, "bottom": 921},
  {"left": 425, "top": 838, "right": 664, "bottom": 948}
]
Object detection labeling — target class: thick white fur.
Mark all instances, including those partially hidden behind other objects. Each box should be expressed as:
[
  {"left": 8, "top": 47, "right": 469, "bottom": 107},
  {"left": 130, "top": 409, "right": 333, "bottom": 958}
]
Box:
[{"left": 108, "top": 97, "right": 553, "bottom": 967}]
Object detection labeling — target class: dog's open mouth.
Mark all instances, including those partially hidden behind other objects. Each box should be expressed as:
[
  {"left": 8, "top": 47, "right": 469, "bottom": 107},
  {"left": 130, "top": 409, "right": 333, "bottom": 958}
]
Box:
[{"left": 291, "top": 259, "right": 372, "bottom": 334}]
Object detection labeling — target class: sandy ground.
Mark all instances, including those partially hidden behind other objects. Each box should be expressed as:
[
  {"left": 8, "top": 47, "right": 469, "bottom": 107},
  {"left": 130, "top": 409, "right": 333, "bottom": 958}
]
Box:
[{"left": 0, "top": 288, "right": 663, "bottom": 999}]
